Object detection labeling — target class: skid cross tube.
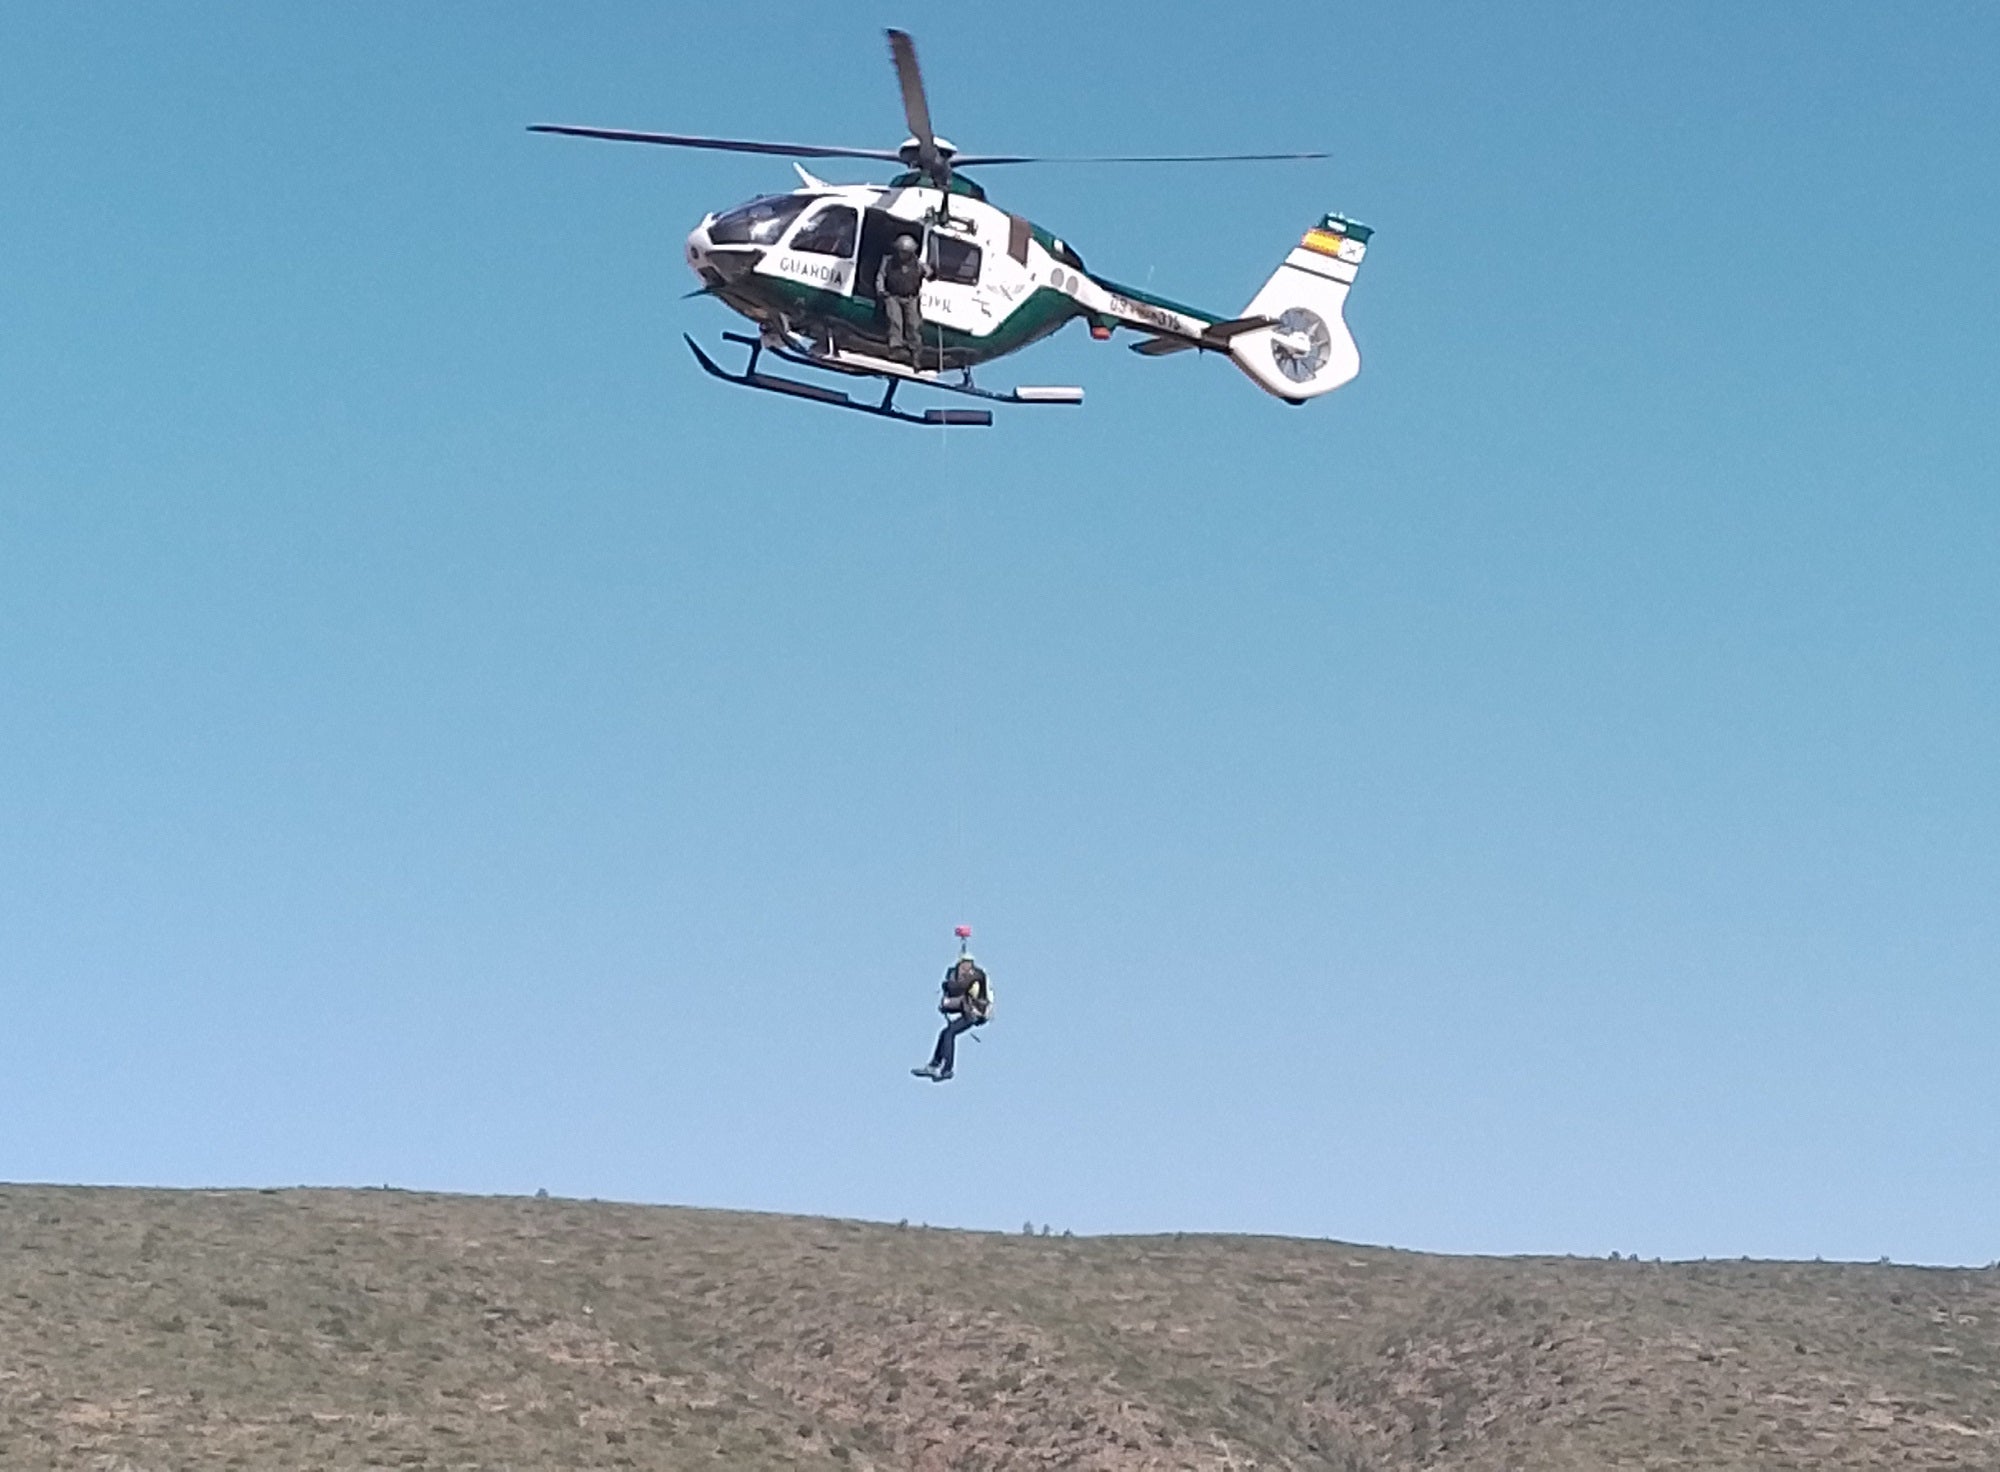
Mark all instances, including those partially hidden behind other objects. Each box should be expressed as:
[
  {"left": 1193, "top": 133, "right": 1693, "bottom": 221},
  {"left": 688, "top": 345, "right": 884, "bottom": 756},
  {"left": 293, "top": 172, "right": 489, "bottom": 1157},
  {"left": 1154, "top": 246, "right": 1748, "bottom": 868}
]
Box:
[
  {"left": 685, "top": 335, "right": 993, "bottom": 426},
  {"left": 686, "top": 331, "right": 1082, "bottom": 422},
  {"left": 759, "top": 338, "right": 1083, "bottom": 408}
]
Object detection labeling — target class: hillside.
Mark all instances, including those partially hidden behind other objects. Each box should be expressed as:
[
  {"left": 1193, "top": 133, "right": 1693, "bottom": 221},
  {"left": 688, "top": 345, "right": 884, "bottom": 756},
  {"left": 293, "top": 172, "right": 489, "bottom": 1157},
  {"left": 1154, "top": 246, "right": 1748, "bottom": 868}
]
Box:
[{"left": 0, "top": 1186, "right": 1993, "bottom": 1469}]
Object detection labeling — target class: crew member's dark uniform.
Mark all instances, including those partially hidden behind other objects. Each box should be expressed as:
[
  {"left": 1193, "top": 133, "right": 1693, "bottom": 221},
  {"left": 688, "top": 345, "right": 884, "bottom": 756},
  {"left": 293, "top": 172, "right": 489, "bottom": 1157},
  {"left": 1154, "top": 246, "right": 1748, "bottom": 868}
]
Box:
[{"left": 875, "top": 237, "right": 930, "bottom": 363}]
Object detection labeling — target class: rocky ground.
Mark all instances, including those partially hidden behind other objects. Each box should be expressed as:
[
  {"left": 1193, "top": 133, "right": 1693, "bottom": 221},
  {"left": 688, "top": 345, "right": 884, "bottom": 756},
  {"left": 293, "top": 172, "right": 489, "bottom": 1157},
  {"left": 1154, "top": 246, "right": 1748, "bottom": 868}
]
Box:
[{"left": 0, "top": 1185, "right": 1994, "bottom": 1469}]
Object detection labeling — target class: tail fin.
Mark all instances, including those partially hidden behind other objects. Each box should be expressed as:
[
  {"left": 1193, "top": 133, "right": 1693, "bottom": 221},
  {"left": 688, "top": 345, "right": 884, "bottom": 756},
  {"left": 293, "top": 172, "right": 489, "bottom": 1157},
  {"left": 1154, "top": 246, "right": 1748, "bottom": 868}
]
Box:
[{"left": 1230, "top": 214, "right": 1371, "bottom": 403}]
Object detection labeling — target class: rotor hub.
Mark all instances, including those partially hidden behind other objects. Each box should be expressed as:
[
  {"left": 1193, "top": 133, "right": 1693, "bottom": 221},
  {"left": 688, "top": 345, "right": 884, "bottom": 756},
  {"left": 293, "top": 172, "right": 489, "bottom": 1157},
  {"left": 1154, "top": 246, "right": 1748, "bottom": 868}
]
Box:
[{"left": 898, "top": 135, "right": 957, "bottom": 165}]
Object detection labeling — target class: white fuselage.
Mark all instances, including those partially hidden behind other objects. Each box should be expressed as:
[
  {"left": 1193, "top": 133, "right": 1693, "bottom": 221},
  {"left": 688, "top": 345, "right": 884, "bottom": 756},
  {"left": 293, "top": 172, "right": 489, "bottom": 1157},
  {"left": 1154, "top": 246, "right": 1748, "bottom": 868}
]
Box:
[
  {"left": 681, "top": 178, "right": 1090, "bottom": 364},
  {"left": 677, "top": 177, "right": 1370, "bottom": 403}
]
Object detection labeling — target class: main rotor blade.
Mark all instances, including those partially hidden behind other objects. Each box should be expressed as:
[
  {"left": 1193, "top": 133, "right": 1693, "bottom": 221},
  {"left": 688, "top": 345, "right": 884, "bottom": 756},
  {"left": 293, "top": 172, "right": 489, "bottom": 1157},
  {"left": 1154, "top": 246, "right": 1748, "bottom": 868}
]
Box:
[
  {"left": 885, "top": 29, "right": 939, "bottom": 170},
  {"left": 951, "top": 150, "right": 1331, "bottom": 166},
  {"left": 529, "top": 124, "right": 904, "bottom": 163}
]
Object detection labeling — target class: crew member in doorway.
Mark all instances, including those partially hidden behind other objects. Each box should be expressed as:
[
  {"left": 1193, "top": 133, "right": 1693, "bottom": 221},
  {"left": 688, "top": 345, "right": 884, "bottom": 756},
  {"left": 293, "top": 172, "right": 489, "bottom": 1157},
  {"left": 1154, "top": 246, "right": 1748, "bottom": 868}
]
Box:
[
  {"left": 913, "top": 946, "right": 991, "bottom": 1082},
  {"left": 876, "top": 234, "right": 931, "bottom": 364}
]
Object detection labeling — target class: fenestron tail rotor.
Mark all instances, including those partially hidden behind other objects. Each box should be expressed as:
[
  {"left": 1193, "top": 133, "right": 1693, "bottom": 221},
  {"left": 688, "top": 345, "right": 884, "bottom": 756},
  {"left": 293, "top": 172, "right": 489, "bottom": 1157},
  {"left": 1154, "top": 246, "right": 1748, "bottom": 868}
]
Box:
[{"left": 529, "top": 30, "right": 1327, "bottom": 179}]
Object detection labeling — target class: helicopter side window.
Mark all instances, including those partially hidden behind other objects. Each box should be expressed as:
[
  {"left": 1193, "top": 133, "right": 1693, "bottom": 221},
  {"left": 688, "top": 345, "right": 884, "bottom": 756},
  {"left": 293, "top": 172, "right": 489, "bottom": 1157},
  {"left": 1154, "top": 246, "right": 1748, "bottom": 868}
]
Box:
[
  {"left": 790, "top": 205, "right": 858, "bottom": 258},
  {"left": 708, "top": 194, "right": 809, "bottom": 246},
  {"left": 929, "top": 234, "right": 982, "bottom": 286}
]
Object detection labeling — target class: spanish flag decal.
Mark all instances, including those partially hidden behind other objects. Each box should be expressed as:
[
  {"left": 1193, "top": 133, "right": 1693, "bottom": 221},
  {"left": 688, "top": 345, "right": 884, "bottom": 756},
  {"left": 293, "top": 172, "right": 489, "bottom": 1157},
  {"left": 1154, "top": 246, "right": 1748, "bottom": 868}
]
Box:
[{"left": 1301, "top": 227, "right": 1347, "bottom": 257}]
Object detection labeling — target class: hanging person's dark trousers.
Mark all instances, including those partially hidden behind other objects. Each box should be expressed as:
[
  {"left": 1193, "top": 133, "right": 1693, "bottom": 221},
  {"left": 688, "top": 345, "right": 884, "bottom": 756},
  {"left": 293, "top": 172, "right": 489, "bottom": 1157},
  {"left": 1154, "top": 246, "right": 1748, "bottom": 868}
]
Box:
[{"left": 914, "top": 1013, "right": 980, "bottom": 1080}]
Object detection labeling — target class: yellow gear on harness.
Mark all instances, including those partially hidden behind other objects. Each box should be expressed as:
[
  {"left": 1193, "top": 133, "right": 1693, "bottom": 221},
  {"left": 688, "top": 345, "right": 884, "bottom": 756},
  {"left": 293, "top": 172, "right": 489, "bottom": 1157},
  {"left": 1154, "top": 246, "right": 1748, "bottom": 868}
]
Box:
[{"left": 946, "top": 958, "right": 994, "bottom": 1020}]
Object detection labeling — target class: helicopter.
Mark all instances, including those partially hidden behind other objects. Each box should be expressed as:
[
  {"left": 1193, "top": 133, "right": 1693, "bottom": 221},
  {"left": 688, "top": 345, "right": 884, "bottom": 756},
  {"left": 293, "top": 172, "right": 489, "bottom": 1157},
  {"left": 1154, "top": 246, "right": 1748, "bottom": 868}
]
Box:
[{"left": 532, "top": 30, "right": 1371, "bottom": 427}]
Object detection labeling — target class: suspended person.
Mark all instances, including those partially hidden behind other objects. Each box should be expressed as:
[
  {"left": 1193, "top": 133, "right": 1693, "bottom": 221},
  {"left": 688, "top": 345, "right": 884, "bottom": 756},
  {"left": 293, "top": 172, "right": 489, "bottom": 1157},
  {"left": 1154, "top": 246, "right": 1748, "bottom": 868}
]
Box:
[
  {"left": 913, "top": 940, "right": 992, "bottom": 1082},
  {"left": 875, "top": 233, "right": 932, "bottom": 365}
]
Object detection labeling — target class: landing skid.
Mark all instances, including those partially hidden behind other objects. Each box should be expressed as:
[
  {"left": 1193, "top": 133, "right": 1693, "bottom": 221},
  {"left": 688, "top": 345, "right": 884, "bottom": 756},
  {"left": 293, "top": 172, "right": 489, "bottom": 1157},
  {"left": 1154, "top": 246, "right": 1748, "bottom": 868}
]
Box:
[{"left": 684, "top": 333, "right": 1083, "bottom": 426}]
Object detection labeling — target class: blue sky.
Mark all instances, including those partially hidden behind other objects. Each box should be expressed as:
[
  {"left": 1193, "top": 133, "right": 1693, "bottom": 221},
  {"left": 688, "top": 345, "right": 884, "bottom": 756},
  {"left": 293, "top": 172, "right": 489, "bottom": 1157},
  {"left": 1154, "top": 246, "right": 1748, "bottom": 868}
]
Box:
[{"left": 2, "top": 3, "right": 1996, "bottom": 1263}]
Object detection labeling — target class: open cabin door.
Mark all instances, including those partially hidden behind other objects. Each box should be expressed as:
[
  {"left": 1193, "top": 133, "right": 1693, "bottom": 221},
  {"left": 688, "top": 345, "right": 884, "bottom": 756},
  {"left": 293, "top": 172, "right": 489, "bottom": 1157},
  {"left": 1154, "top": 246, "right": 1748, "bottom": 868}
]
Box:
[{"left": 856, "top": 209, "right": 918, "bottom": 304}]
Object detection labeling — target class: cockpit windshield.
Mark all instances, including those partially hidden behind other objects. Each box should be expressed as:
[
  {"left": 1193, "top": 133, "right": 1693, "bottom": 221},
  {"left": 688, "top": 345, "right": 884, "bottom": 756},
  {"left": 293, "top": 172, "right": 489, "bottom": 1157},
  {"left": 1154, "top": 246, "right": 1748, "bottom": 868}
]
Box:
[{"left": 707, "top": 195, "right": 810, "bottom": 246}]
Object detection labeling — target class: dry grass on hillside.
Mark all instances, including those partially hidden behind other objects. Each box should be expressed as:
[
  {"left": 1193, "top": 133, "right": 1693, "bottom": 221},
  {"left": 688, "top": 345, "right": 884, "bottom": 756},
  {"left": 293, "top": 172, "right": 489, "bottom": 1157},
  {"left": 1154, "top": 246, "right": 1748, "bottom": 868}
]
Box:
[{"left": 0, "top": 1185, "right": 1994, "bottom": 1469}]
